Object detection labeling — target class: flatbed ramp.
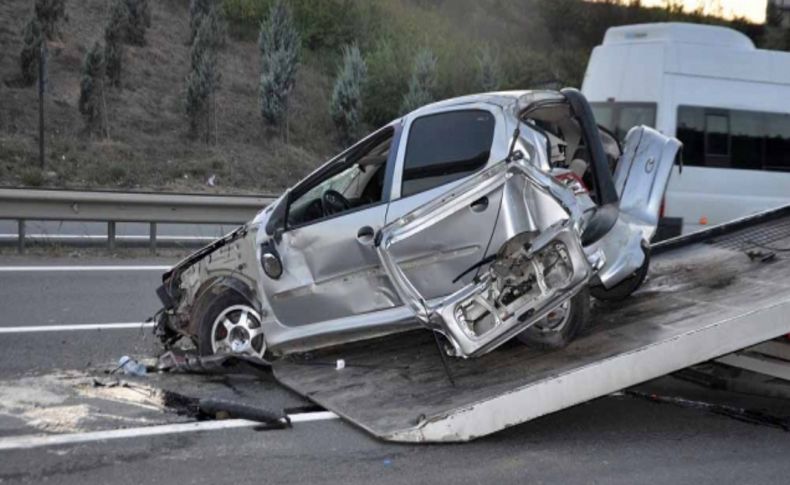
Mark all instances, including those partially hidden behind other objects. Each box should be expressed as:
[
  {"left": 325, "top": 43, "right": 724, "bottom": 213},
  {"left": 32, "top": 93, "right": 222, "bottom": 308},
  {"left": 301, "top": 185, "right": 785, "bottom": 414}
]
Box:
[{"left": 273, "top": 209, "right": 790, "bottom": 443}]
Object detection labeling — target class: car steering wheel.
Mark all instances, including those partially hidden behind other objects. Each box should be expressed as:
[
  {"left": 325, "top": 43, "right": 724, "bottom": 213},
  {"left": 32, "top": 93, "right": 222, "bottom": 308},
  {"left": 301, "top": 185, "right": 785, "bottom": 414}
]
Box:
[{"left": 321, "top": 189, "right": 351, "bottom": 216}]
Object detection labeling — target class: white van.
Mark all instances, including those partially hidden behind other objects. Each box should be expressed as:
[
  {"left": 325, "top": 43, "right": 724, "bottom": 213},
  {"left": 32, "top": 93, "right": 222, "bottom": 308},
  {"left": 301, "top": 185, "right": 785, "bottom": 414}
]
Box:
[{"left": 582, "top": 22, "right": 790, "bottom": 235}]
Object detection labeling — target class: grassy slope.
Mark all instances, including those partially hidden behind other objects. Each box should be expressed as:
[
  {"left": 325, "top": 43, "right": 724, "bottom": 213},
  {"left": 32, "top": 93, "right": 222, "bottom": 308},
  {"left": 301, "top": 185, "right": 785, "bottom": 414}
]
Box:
[
  {"left": 0, "top": 0, "right": 763, "bottom": 194},
  {"left": 0, "top": 0, "right": 337, "bottom": 194}
]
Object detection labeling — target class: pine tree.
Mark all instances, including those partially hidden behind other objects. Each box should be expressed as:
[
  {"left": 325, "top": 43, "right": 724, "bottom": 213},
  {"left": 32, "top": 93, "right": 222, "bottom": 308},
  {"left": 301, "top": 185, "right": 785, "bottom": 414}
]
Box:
[
  {"left": 400, "top": 47, "right": 437, "bottom": 115},
  {"left": 476, "top": 46, "right": 501, "bottom": 92},
  {"left": 125, "top": 0, "right": 149, "bottom": 46},
  {"left": 185, "top": 9, "right": 222, "bottom": 142},
  {"left": 19, "top": 18, "right": 43, "bottom": 86},
  {"left": 259, "top": 0, "right": 300, "bottom": 135},
  {"left": 330, "top": 44, "right": 367, "bottom": 144},
  {"left": 189, "top": 0, "right": 214, "bottom": 44},
  {"left": 78, "top": 41, "right": 107, "bottom": 136},
  {"left": 34, "top": 0, "right": 67, "bottom": 40},
  {"left": 104, "top": 0, "right": 127, "bottom": 87}
]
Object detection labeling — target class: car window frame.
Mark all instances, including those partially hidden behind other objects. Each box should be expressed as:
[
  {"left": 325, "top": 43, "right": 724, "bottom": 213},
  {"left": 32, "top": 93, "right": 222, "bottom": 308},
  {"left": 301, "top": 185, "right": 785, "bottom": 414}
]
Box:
[
  {"left": 388, "top": 104, "right": 506, "bottom": 201},
  {"left": 282, "top": 123, "right": 402, "bottom": 232}
]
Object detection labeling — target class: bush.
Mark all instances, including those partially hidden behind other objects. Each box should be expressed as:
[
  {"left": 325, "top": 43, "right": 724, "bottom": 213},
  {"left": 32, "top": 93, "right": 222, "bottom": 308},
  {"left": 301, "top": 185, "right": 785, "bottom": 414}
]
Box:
[
  {"left": 190, "top": 0, "right": 217, "bottom": 44},
  {"left": 19, "top": 18, "right": 43, "bottom": 87},
  {"left": 104, "top": 0, "right": 126, "bottom": 87},
  {"left": 34, "top": 0, "right": 67, "bottom": 40},
  {"left": 363, "top": 38, "right": 408, "bottom": 126},
  {"left": 400, "top": 47, "right": 438, "bottom": 115},
  {"left": 330, "top": 43, "right": 367, "bottom": 144},
  {"left": 224, "top": 0, "right": 373, "bottom": 50},
  {"left": 193, "top": 4, "right": 227, "bottom": 52},
  {"left": 125, "top": 0, "right": 150, "bottom": 46},
  {"left": 258, "top": 0, "right": 300, "bottom": 129},
  {"left": 78, "top": 41, "right": 107, "bottom": 135},
  {"left": 186, "top": 9, "right": 222, "bottom": 141},
  {"left": 476, "top": 45, "right": 501, "bottom": 92},
  {"left": 20, "top": 167, "right": 45, "bottom": 187}
]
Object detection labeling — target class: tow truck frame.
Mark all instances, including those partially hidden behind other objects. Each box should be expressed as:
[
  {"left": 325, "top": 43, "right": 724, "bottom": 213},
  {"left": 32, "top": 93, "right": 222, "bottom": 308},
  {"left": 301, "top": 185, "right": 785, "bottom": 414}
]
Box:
[{"left": 273, "top": 205, "right": 790, "bottom": 442}]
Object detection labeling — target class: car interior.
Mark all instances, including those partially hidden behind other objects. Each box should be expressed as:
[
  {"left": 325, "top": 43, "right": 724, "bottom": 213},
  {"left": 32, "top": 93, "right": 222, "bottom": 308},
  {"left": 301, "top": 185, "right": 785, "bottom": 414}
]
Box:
[
  {"left": 286, "top": 132, "right": 393, "bottom": 228},
  {"left": 524, "top": 101, "right": 624, "bottom": 246}
]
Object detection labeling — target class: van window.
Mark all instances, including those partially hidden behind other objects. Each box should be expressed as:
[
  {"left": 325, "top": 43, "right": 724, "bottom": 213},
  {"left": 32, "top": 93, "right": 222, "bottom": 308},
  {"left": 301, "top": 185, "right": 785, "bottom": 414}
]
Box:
[
  {"left": 590, "top": 102, "right": 657, "bottom": 141},
  {"left": 705, "top": 113, "right": 730, "bottom": 158},
  {"left": 678, "top": 105, "right": 790, "bottom": 172},
  {"left": 401, "top": 110, "right": 495, "bottom": 197}
]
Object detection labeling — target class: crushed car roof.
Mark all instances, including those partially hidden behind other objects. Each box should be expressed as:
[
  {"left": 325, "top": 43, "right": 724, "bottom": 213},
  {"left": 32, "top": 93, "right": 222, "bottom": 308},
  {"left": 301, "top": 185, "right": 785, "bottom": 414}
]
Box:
[{"left": 404, "top": 90, "right": 567, "bottom": 119}]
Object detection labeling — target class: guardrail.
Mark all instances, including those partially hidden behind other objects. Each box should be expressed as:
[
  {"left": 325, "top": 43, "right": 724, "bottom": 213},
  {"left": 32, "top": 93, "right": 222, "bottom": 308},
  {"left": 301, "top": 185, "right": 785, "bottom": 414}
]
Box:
[{"left": 0, "top": 188, "right": 277, "bottom": 252}]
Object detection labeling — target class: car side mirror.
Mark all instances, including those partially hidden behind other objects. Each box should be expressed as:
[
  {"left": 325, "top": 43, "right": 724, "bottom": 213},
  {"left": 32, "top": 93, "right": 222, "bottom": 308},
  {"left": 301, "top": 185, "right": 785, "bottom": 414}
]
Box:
[{"left": 265, "top": 191, "right": 290, "bottom": 242}]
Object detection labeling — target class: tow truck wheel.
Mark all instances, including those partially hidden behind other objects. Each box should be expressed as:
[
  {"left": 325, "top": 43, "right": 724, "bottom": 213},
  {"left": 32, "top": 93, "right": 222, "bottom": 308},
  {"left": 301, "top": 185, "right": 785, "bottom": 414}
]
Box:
[
  {"left": 515, "top": 288, "right": 591, "bottom": 350},
  {"left": 198, "top": 292, "right": 266, "bottom": 358}
]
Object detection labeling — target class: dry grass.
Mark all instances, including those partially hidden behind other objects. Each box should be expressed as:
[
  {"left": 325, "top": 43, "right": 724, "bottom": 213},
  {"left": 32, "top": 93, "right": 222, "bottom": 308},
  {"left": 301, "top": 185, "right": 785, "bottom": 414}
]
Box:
[{"left": 0, "top": 0, "right": 338, "bottom": 194}]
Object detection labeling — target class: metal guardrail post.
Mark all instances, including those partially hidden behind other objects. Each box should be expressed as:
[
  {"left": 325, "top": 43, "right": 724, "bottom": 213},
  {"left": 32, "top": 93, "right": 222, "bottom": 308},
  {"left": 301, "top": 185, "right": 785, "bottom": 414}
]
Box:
[
  {"left": 108, "top": 221, "right": 116, "bottom": 250},
  {"left": 17, "top": 220, "right": 25, "bottom": 254},
  {"left": 149, "top": 222, "right": 157, "bottom": 254}
]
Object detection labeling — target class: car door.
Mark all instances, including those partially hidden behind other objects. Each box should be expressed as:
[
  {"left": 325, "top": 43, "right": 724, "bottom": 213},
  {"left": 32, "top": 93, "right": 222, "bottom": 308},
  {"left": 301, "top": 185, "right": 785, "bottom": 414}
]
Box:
[
  {"left": 259, "top": 126, "right": 402, "bottom": 327},
  {"left": 382, "top": 106, "right": 511, "bottom": 301}
]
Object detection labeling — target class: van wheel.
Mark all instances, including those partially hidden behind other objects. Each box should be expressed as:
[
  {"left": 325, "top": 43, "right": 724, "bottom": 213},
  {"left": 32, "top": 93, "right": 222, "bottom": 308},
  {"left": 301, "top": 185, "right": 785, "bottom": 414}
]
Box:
[
  {"left": 516, "top": 288, "right": 591, "bottom": 350},
  {"left": 590, "top": 245, "right": 650, "bottom": 302},
  {"left": 198, "top": 291, "right": 266, "bottom": 358}
]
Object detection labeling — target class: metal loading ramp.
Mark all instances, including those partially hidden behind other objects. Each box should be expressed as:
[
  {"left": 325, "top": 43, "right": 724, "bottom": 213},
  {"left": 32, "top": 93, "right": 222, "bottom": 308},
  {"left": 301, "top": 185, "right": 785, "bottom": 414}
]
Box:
[{"left": 273, "top": 209, "right": 790, "bottom": 443}]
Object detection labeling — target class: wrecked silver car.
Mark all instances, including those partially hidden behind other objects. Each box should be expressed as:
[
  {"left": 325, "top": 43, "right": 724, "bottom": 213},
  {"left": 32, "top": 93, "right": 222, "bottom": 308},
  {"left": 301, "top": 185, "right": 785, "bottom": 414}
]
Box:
[{"left": 154, "top": 88, "right": 682, "bottom": 359}]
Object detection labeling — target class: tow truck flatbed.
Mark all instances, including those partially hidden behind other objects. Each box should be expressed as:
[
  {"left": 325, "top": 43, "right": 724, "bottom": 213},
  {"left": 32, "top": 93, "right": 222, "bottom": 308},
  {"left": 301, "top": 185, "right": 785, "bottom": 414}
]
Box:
[{"left": 273, "top": 207, "right": 790, "bottom": 443}]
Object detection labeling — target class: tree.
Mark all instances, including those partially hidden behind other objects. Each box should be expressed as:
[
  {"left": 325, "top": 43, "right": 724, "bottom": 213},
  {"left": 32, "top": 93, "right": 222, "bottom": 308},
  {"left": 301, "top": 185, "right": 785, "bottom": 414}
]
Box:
[
  {"left": 476, "top": 46, "right": 501, "bottom": 92},
  {"left": 185, "top": 9, "right": 223, "bottom": 142},
  {"left": 259, "top": 0, "right": 300, "bottom": 135},
  {"left": 125, "top": 0, "right": 150, "bottom": 46},
  {"left": 363, "top": 38, "right": 408, "bottom": 126},
  {"left": 400, "top": 47, "right": 438, "bottom": 115},
  {"left": 34, "top": 0, "right": 67, "bottom": 40},
  {"left": 104, "top": 0, "right": 127, "bottom": 87},
  {"left": 78, "top": 41, "right": 108, "bottom": 136},
  {"left": 330, "top": 44, "right": 367, "bottom": 144},
  {"left": 763, "top": 1, "right": 790, "bottom": 51},
  {"left": 19, "top": 18, "right": 43, "bottom": 86},
  {"left": 767, "top": 1, "right": 784, "bottom": 28},
  {"left": 189, "top": 0, "right": 214, "bottom": 44}
]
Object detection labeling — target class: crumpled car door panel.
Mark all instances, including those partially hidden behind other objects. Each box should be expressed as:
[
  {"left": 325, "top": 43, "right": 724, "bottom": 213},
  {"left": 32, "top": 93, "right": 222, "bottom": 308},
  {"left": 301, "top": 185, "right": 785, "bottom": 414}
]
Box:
[
  {"left": 376, "top": 158, "right": 592, "bottom": 358},
  {"left": 585, "top": 126, "right": 682, "bottom": 288}
]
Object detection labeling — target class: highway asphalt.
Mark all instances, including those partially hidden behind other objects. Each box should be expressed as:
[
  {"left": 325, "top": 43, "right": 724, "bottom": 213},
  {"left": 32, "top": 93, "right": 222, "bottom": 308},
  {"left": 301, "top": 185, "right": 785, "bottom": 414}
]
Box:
[{"left": 0, "top": 256, "right": 788, "bottom": 484}]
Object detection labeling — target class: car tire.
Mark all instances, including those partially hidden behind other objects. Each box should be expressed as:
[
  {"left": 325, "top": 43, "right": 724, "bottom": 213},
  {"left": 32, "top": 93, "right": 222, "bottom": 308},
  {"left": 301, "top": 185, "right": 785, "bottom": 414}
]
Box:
[
  {"left": 197, "top": 290, "right": 266, "bottom": 358},
  {"left": 515, "top": 288, "right": 591, "bottom": 350},
  {"left": 590, "top": 244, "right": 650, "bottom": 302}
]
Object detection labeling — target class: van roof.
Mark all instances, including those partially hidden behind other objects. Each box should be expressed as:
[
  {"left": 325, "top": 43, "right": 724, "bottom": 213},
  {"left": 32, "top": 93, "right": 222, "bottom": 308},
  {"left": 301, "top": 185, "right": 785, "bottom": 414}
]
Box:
[{"left": 602, "top": 22, "right": 755, "bottom": 50}]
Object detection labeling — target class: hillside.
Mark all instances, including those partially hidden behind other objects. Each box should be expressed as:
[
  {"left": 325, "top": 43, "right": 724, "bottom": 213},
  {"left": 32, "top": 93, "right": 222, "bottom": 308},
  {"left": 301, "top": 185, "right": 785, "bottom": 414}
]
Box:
[
  {"left": 0, "top": 0, "right": 338, "bottom": 194},
  {"left": 0, "top": 0, "right": 768, "bottom": 194}
]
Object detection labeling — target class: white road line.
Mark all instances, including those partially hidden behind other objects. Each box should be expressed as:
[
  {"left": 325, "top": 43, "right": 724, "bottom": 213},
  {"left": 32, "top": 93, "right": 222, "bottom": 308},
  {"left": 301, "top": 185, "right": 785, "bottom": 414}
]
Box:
[
  {"left": 0, "top": 322, "right": 154, "bottom": 333},
  {"left": 0, "top": 266, "right": 170, "bottom": 272},
  {"left": 0, "top": 412, "right": 339, "bottom": 451}
]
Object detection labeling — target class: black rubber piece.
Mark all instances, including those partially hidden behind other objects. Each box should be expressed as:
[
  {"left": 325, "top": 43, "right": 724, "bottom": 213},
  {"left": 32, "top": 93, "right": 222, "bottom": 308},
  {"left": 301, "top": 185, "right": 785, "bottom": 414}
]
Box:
[
  {"left": 581, "top": 204, "right": 619, "bottom": 246},
  {"left": 561, "top": 88, "right": 620, "bottom": 206},
  {"left": 198, "top": 398, "right": 289, "bottom": 428},
  {"left": 591, "top": 245, "right": 650, "bottom": 302}
]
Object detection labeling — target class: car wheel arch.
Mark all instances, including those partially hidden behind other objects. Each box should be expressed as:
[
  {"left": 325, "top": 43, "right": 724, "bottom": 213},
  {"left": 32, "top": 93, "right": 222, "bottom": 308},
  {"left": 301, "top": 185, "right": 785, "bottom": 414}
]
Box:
[{"left": 188, "top": 276, "right": 260, "bottom": 336}]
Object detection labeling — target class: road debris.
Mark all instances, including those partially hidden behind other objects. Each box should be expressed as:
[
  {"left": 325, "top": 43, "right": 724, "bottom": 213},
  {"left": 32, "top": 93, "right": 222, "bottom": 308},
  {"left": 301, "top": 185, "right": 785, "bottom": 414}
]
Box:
[
  {"left": 117, "top": 355, "right": 147, "bottom": 376},
  {"left": 156, "top": 350, "right": 272, "bottom": 375},
  {"left": 197, "top": 398, "right": 290, "bottom": 429}
]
